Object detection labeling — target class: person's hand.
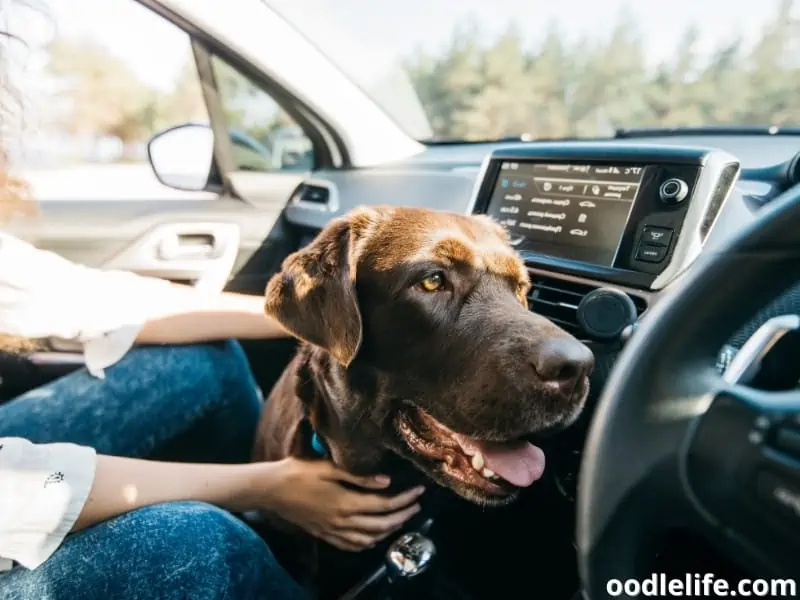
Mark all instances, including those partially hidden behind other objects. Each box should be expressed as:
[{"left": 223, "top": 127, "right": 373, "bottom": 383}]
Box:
[{"left": 263, "top": 457, "right": 425, "bottom": 551}]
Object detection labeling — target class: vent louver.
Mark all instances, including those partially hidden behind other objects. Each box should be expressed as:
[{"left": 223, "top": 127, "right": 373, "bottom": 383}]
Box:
[
  {"left": 527, "top": 274, "right": 647, "bottom": 338},
  {"left": 296, "top": 183, "right": 330, "bottom": 205}
]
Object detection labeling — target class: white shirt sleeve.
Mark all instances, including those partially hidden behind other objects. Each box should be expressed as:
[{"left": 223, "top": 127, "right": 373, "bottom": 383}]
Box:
[
  {"left": 0, "top": 437, "right": 97, "bottom": 571},
  {"left": 0, "top": 232, "right": 180, "bottom": 377}
]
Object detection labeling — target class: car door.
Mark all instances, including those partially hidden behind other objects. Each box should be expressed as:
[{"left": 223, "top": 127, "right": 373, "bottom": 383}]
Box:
[{"left": 1, "top": 0, "right": 331, "bottom": 395}]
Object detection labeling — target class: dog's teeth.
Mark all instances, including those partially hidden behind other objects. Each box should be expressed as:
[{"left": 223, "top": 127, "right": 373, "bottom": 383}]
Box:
[
  {"left": 471, "top": 452, "right": 485, "bottom": 471},
  {"left": 482, "top": 468, "right": 495, "bottom": 478}
]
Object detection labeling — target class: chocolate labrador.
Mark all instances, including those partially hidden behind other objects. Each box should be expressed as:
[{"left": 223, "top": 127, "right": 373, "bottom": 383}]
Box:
[{"left": 252, "top": 205, "right": 593, "bottom": 593}]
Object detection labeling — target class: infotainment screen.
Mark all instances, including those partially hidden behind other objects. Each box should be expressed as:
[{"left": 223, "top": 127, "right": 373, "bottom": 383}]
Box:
[{"left": 485, "top": 162, "right": 644, "bottom": 266}]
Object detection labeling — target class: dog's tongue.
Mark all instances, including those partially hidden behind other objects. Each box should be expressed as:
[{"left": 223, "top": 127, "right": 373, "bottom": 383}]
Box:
[{"left": 453, "top": 435, "right": 546, "bottom": 487}]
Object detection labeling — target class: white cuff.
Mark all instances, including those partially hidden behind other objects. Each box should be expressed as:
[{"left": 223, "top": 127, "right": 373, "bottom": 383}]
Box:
[{"left": 0, "top": 438, "right": 97, "bottom": 570}]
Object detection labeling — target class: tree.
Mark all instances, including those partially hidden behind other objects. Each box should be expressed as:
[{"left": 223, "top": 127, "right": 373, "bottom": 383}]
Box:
[
  {"left": 405, "top": 21, "right": 486, "bottom": 140},
  {"left": 406, "top": 0, "right": 800, "bottom": 140},
  {"left": 156, "top": 59, "right": 208, "bottom": 127},
  {"left": 45, "top": 37, "right": 155, "bottom": 143}
]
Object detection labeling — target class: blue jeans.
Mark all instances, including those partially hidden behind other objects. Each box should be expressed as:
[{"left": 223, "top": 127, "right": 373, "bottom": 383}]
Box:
[{"left": 0, "top": 341, "right": 309, "bottom": 600}]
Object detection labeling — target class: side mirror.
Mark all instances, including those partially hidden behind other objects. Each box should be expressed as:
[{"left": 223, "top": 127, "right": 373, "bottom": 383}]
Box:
[{"left": 147, "top": 123, "right": 214, "bottom": 191}]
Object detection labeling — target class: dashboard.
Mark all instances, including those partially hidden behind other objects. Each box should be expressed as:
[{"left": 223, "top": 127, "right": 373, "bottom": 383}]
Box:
[
  {"left": 278, "top": 134, "right": 800, "bottom": 500},
  {"left": 284, "top": 137, "right": 796, "bottom": 342}
]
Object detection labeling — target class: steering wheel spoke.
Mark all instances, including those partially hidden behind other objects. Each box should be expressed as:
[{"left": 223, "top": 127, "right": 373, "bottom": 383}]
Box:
[{"left": 684, "top": 379, "right": 800, "bottom": 575}]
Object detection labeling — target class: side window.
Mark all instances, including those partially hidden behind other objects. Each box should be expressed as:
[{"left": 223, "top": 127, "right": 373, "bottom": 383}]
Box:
[
  {"left": 21, "top": 0, "right": 212, "bottom": 201},
  {"left": 211, "top": 56, "right": 314, "bottom": 173}
]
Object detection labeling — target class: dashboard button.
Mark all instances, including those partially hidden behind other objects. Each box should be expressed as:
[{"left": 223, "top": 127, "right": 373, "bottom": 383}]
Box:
[
  {"left": 773, "top": 427, "right": 800, "bottom": 460},
  {"left": 635, "top": 243, "right": 668, "bottom": 263},
  {"left": 641, "top": 226, "right": 673, "bottom": 246},
  {"left": 756, "top": 471, "right": 800, "bottom": 523},
  {"left": 659, "top": 178, "right": 689, "bottom": 204}
]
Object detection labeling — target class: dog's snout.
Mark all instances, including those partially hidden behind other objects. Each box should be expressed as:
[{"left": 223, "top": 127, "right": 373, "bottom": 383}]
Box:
[{"left": 532, "top": 338, "right": 594, "bottom": 394}]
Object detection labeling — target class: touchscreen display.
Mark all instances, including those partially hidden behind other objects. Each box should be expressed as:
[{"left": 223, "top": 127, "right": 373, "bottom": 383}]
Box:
[{"left": 485, "top": 162, "right": 644, "bottom": 266}]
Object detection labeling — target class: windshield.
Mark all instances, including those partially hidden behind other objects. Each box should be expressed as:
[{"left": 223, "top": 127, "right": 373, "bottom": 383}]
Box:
[{"left": 266, "top": 0, "right": 799, "bottom": 142}]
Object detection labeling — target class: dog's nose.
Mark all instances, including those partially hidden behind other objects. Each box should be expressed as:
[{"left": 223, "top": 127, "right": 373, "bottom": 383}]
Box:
[{"left": 533, "top": 338, "right": 594, "bottom": 395}]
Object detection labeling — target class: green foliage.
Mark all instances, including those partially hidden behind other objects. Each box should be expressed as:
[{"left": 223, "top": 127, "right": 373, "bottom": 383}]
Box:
[
  {"left": 406, "top": 2, "right": 800, "bottom": 140},
  {"left": 45, "top": 38, "right": 156, "bottom": 142}
]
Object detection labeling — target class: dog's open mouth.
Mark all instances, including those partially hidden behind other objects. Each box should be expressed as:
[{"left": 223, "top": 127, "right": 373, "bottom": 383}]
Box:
[{"left": 395, "top": 407, "right": 545, "bottom": 497}]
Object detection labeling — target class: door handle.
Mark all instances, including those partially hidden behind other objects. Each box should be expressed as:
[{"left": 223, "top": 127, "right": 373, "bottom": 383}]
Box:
[
  {"left": 158, "top": 233, "right": 218, "bottom": 261},
  {"left": 106, "top": 222, "right": 241, "bottom": 294}
]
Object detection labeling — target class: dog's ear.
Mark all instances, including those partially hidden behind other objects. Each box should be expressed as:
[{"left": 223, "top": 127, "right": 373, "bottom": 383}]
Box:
[{"left": 264, "top": 207, "right": 385, "bottom": 367}]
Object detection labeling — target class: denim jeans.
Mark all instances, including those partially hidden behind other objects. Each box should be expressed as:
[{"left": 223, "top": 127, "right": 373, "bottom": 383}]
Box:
[{"left": 0, "top": 341, "right": 309, "bottom": 600}]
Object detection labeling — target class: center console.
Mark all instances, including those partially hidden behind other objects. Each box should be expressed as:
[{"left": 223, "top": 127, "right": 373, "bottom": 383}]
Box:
[
  {"left": 467, "top": 144, "right": 741, "bottom": 503},
  {"left": 467, "top": 143, "right": 740, "bottom": 292}
]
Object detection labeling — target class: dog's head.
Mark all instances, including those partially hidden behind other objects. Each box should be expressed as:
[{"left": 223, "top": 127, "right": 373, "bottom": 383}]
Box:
[{"left": 265, "top": 206, "right": 593, "bottom": 506}]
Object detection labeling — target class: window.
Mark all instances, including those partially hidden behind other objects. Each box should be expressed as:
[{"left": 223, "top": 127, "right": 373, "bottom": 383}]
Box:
[
  {"left": 12, "top": 0, "right": 313, "bottom": 201},
  {"left": 16, "top": 0, "right": 212, "bottom": 201},
  {"left": 211, "top": 56, "right": 314, "bottom": 173}
]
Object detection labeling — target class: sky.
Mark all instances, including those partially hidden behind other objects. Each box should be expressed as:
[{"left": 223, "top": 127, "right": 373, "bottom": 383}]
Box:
[{"left": 7, "top": 0, "right": 790, "bottom": 93}]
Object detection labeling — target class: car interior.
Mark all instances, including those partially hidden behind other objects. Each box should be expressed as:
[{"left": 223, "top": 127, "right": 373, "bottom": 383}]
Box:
[
  {"left": 5, "top": 127, "right": 800, "bottom": 599},
  {"left": 2, "top": 1, "right": 800, "bottom": 598}
]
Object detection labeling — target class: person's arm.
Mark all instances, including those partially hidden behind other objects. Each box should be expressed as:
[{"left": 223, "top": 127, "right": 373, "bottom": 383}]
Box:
[
  {"left": 76, "top": 455, "right": 425, "bottom": 552},
  {"left": 74, "top": 454, "right": 278, "bottom": 529},
  {"left": 133, "top": 283, "right": 288, "bottom": 345},
  {"left": 0, "top": 233, "right": 289, "bottom": 376},
  {"left": 0, "top": 436, "right": 424, "bottom": 570}
]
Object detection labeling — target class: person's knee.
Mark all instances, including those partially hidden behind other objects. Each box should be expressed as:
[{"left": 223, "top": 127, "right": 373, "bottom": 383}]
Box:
[
  {"left": 212, "top": 340, "right": 262, "bottom": 401},
  {"left": 145, "top": 502, "right": 306, "bottom": 599},
  {"left": 116, "top": 340, "right": 261, "bottom": 415},
  {"left": 205, "top": 341, "right": 264, "bottom": 436},
  {"left": 84, "top": 502, "right": 302, "bottom": 599},
  {"left": 157, "top": 502, "right": 282, "bottom": 594}
]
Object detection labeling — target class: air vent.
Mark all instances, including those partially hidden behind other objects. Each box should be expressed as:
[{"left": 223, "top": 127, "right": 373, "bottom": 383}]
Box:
[
  {"left": 297, "top": 184, "right": 329, "bottom": 204},
  {"left": 290, "top": 181, "right": 339, "bottom": 212},
  {"left": 527, "top": 274, "right": 647, "bottom": 338}
]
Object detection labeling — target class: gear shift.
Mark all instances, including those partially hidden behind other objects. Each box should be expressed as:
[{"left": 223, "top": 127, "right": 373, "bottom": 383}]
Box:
[{"left": 385, "top": 531, "right": 437, "bottom": 584}]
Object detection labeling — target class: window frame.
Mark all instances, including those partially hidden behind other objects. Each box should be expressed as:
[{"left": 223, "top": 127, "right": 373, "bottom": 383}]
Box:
[
  {"left": 138, "top": 0, "right": 346, "bottom": 191},
  {"left": 200, "top": 46, "right": 321, "bottom": 177}
]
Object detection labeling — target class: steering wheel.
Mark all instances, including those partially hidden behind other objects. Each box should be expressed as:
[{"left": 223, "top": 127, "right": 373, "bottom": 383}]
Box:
[{"left": 578, "top": 184, "right": 800, "bottom": 596}]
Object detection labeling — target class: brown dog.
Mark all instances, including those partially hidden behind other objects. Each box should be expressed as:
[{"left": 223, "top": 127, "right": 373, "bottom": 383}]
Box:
[{"left": 253, "top": 205, "right": 593, "bottom": 592}]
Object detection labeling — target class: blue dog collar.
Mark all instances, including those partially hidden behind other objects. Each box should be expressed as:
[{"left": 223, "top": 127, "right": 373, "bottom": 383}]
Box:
[{"left": 311, "top": 431, "right": 327, "bottom": 457}]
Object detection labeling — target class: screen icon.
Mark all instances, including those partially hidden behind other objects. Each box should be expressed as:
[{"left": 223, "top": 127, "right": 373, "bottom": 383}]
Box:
[{"left": 578, "top": 213, "right": 587, "bottom": 223}]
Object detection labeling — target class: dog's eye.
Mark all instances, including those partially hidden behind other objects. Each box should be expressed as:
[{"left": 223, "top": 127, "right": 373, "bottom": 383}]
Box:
[{"left": 418, "top": 272, "right": 445, "bottom": 292}]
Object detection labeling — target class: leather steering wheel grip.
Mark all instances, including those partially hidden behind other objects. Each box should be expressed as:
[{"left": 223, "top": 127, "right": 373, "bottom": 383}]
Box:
[{"left": 577, "top": 185, "right": 800, "bottom": 597}]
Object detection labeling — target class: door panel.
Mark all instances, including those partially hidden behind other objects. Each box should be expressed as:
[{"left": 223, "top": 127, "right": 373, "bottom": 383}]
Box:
[
  {"left": 1, "top": 189, "right": 300, "bottom": 399},
  {"left": 12, "top": 181, "right": 299, "bottom": 277}
]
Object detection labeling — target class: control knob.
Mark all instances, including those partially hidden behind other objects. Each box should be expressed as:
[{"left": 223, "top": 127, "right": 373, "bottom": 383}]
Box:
[
  {"left": 659, "top": 178, "right": 689, "bottom": 204},
  {"left": 576, "top": 287, "right": 638, "bottom": 342}
]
